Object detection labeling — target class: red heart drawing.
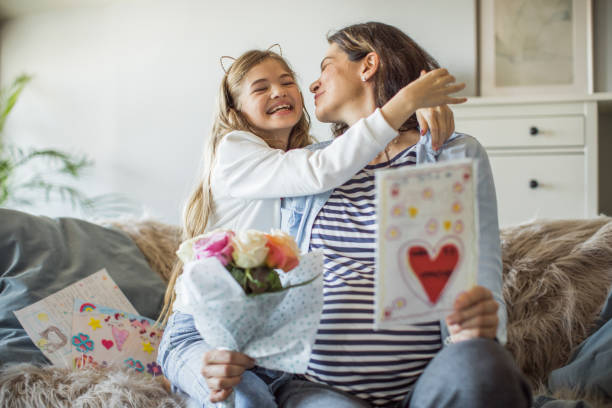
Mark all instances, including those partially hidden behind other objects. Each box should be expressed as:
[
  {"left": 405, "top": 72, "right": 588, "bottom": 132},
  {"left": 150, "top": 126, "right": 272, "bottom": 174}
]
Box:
[
  {"left": 407, "top": 243, "right": 459, "bottom": 304},
  {"left": 101, "top": 339, "right": 114, "bottom": 350}
]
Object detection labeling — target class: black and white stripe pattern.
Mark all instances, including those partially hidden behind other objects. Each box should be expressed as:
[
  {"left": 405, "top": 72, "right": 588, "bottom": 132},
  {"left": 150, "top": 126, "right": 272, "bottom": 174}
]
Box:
[{"left": 305, "top": 146, "right": 442, "bottom": 406}]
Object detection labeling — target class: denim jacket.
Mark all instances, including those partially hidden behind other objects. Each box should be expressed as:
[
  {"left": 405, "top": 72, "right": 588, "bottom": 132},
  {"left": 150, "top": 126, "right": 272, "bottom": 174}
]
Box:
[{"left": 280, "top": 131, "right": 507, "bottom": 345}]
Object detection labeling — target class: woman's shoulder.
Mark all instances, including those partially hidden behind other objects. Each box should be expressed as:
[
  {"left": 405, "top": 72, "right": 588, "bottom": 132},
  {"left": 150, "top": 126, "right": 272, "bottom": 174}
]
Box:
[{"left": 441, "top": 131, "right": 488, "bottom": 159}]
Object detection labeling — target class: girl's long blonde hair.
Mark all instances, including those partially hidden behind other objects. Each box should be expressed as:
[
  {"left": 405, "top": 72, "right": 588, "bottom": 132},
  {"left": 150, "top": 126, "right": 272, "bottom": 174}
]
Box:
[{"left": 157, "top": 49, "right": 312, "bottom": 326}]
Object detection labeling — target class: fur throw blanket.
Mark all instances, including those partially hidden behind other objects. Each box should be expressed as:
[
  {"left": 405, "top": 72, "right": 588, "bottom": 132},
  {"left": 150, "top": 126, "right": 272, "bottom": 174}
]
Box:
[
  {"left": 2, "top": 217, "right": 612, "bottom": 407},
  {"left": 501, "top": 218, "right": 612, "bottom": 390},
  {"left": 0, "top": 364, "right": 183, "bottom": 407}
]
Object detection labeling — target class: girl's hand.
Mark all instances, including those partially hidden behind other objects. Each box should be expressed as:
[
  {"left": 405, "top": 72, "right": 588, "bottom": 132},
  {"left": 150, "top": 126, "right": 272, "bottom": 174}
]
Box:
[
  {"left": 380, "top": 68, "right": 466, "bottom": 131},
  {"left": 445, "top": 285, "right": 499, "bottom": 342},
  {"left": 416, "top": 104, "right": 455, "bottom": 151},
  {"left": 201, "top": 349, "right": 256, "bottom": 403},
  {"left": 403, "top": 68, "right": 467, "bottom": 110}
]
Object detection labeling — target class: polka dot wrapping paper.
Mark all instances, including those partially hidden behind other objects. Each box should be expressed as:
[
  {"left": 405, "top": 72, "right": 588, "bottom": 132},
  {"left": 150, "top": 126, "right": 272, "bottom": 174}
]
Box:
[
  {"left": 174, "top": 251, "right": 323, "bottom": 374},
  {"left": 374, "top": 159, "right": 479, "bottom": 328}
]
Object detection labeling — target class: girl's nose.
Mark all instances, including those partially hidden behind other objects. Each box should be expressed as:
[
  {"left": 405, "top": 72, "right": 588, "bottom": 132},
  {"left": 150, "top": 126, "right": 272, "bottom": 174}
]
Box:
[
  {"left": 309, "top": 80, "right": 320, "bottom": 93},
  {"left": 270, "top": 84, "right": 286, "bottom": 98}
]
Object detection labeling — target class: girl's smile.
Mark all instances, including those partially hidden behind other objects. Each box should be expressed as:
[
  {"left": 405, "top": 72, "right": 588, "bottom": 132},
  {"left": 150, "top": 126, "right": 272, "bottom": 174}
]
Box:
[
  {"left": 266, "top": 100, "right": 294, "bottom": 115},
  {"left": 238, "top": 58, "right": 303, "bottom": 144}
]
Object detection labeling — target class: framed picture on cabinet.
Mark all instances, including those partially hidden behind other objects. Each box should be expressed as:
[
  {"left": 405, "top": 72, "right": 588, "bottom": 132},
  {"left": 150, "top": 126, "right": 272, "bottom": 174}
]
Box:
[{"left": 479, "top": 0, "right": 594, "bottom": 96}]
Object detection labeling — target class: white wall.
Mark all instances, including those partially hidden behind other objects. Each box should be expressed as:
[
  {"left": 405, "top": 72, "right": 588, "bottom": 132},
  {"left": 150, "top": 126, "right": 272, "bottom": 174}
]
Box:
[{"left": 0, "top": 0, "right": 477, "bottom": 223}]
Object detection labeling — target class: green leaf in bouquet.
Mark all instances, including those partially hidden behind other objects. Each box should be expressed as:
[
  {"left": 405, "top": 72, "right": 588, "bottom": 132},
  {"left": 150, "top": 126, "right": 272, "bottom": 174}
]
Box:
[
  {"left": 228, "top": 266, "right": 248, "bottom": 292},
  {"left": 266, "top": 269, "right": 283, "bottom": 292}
]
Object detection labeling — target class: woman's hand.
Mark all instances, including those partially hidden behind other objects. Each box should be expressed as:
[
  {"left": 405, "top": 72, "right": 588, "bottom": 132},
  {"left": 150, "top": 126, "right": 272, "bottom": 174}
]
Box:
[
  {"left": 416, "top": 70, "right": 456, "bottom": 151},
  {"left": 445, "top": 285, "right": 499, "bottom": 342},
  {"left": 201, "top": 349, "right": 255, "bottom": 403},
  {"left": 416, "top": 105, "right": 455, "bottom": 151}
]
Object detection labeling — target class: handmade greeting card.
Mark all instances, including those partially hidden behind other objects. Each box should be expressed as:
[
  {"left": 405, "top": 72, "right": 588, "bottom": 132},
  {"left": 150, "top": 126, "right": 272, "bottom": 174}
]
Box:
[
  {"left": 14, "top": 269, "right": 137, "bottom": 367},
  {"left": 374, "top": 159, "right": 478, "bottom": 328},
  {"left": 70, "top": 299, "right": 164, "bottom": 376}
]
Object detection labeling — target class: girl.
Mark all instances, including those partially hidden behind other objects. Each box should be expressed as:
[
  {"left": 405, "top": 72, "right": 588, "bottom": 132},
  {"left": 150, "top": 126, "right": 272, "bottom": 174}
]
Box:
[{"left": 158, "top": 47, "right": 465, "bottom": 406}]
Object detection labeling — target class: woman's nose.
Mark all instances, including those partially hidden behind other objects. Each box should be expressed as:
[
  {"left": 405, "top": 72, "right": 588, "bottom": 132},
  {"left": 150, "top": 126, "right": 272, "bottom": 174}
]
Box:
[{"left": 309, "top": 80, "right": 320, "bottom": 93}]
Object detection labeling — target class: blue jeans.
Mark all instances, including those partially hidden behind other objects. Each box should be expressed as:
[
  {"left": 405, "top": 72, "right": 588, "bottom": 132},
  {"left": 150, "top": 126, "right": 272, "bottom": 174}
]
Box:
[
  {"left": 158, "top": 312, "right": 531, "bottom": 407},
  {"left": 158, "top": 311, "right": 291, "bottom": 408}
]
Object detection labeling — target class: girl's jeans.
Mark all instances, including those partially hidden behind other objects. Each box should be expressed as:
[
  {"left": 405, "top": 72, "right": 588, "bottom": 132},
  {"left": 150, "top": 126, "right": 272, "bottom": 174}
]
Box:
[{"left": 158, "top": 312, "right": 531, "bottom": 408}]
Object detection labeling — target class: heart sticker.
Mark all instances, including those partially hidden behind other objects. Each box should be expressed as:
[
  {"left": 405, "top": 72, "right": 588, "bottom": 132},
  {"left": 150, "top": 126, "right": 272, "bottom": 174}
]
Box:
[
  {"left": 112, "top": 326, "right": 129, "bottom": 351},
  {"left": 101, "top": 339, "right": 114, "bottom": 350},
  {"left": 398, "top": 238, "right": 462, "bottom": 305}
]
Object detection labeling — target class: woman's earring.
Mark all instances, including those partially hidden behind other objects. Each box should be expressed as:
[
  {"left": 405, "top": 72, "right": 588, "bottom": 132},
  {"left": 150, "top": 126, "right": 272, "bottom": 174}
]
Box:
[{"left": 362, "top": 75, "right": 367, "bottom": 82}]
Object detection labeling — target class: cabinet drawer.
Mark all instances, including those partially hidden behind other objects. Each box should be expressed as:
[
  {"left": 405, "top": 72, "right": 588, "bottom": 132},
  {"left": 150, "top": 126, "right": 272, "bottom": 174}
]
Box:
[
  {"left": 489, "top": 154, "right": 586, "bottom": 227},
  {"left": 457, "top": 116, "right": 584, "bottom": 148}
]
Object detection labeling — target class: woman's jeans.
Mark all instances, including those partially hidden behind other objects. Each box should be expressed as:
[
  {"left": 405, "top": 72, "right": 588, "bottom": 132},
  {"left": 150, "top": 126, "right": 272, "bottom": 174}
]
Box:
[{"left": 158, "top": 312, "right": 532, "bottom": 408}]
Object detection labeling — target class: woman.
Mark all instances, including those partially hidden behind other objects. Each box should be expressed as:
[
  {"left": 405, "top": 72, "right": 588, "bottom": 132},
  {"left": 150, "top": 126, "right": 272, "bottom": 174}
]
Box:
[{"left": 272, "top": 22, "right": 531, "bottom": 408}]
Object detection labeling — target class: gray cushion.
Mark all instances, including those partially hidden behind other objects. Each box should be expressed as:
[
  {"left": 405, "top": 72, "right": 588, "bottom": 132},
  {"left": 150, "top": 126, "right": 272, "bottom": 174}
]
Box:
[
  {"left": 547, "top": 287, "right": 612, "bottom": 403},
  {"left": 0, "top": 209, "right": 166, "bottom": 365}
]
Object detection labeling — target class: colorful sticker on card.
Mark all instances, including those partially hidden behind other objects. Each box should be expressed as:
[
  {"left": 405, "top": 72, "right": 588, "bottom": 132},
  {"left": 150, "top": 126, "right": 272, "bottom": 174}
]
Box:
[
  {"left": 374, "top": 159, "right": 478, "bottom": 328},
  {"left": 70, "top": 299, "right": 164, "bottom": 377}
]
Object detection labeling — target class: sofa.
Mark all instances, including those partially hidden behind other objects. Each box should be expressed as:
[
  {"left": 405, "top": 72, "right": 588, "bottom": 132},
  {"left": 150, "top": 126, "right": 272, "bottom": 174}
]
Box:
[{"left": 1, "top": 209, "right": 611, "bottom": 407}]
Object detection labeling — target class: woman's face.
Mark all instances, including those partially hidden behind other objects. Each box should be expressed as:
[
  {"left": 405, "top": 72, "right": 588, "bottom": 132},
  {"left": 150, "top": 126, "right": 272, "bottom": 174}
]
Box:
[
  {"left": 309, "top": 43, "right": 365, "bottom": 125},
  {"left": 237, "top": 58, "right": 303, "bottom": 143}
]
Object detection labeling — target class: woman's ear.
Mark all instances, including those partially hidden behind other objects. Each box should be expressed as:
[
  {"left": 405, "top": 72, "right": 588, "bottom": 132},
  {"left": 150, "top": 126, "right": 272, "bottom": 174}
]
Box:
[{"left": 360, "top": 52, "right": 380, "bottom": 82}]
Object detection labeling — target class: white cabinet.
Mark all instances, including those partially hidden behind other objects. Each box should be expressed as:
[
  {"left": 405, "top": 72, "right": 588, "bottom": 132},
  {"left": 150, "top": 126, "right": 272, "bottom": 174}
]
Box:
[{"left": 453, "top": 95, "right": 612, "bottom": 227}]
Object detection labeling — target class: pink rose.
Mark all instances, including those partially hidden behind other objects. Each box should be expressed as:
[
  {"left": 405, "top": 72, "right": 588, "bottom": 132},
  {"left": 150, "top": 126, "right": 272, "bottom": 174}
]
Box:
[{"left": 193, "top": 230, "right": 235, "bottom": 266}]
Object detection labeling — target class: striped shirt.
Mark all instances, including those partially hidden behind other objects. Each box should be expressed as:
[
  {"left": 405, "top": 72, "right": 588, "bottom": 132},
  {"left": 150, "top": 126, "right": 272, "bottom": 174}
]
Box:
[{"left": 305, "top": 145, "right": 442, "bottom": 406}]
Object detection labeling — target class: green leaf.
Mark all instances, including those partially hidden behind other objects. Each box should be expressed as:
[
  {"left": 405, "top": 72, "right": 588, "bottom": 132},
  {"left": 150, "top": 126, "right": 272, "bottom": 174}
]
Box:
[
  {"left": 15, "top": 149, "right": 92, "bottom": 175},
  {"left": 0, "top": 74, "right": 32, "bottom": 134},
  {"left": 266, "top": 270, "right": 283, "bottom": 292},
  {"left": 228, "top": 266, "right": 248, "bottom": 291}
]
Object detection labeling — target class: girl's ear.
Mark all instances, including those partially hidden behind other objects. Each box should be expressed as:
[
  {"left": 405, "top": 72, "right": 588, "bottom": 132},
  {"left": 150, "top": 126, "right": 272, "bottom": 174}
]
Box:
[{"left": 360, "top": 52, "right": 380, "bottom": 82}]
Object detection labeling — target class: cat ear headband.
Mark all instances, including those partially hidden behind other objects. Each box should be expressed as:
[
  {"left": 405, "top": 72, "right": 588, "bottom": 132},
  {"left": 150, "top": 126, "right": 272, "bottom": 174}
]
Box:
[
  {"left": 219, "top": 56, "right": 237, "bottom": 74},
  {"left": 219, "top": 43, "right": 283, "bottom": 74}
]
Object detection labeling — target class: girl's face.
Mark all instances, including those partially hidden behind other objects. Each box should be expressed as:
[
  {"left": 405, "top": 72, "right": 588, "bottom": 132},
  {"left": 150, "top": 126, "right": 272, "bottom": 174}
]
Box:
[
  {"left": 237, "top": 58, "right": 303, "bottom": 144},
  {"left": 309, "top": 43, "right": 365, "bottom": 125}
]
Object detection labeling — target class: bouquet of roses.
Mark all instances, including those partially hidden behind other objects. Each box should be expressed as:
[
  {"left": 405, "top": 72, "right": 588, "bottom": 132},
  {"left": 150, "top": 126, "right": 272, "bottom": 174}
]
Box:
[
  {"left": 174, "top": 229, "right": 323, "bottom": 375},
  {"left": 177, "top": 229, "right": 305, "bottom": 295}
]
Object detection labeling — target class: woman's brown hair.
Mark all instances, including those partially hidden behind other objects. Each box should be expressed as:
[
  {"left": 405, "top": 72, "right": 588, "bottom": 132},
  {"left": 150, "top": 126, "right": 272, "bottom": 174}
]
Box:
[{"left": 327, "top": 21, "right": 440, "bottom": 137}]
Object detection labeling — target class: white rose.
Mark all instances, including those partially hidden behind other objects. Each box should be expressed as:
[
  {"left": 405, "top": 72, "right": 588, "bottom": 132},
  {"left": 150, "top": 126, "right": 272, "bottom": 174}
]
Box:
[
  {"left": 232, "top": 230, "right": 269, "bottom": 268},
  {"left": 176, "top": 235, "right": 201, "bottom": 264}
]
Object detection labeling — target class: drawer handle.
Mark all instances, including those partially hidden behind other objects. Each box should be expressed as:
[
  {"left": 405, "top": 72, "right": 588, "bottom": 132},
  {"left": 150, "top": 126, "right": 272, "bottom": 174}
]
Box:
[
  {"left": 529, "top": 179, "right": 539, "bottom": 189},
  {"left": 529, "top": 126, "right": 539, "bottom": 136}
]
